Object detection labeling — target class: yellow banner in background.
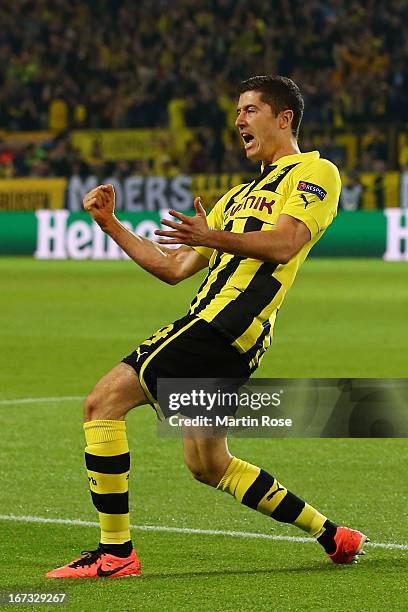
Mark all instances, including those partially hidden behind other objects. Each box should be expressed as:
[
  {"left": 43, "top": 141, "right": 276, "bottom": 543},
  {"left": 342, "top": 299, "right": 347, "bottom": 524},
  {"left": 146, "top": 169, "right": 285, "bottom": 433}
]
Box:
[
  {"left": 360, "top": 172, "right": 400, "bottom": 209},
  {"left": 72, "top": 129, "right": 176, "bottom": 161},
  {"left": 0, "top": 131, "right": 53, "bottom": 144},
  {"left": 0, "top": 178, "right": 66, "bottom": 211}
]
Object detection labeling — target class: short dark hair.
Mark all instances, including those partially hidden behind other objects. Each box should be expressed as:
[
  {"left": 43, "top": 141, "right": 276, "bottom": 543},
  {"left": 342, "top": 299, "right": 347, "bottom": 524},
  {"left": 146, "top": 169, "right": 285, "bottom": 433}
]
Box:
[{"left": 239, "top": 75, "right": 304, "bottom": 137}]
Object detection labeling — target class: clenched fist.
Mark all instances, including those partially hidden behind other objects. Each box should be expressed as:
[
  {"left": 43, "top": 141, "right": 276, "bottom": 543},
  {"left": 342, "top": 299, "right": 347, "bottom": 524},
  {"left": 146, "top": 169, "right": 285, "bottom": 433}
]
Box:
[{"left": 83, "top": 184, "right": 116, "bottom": 231}]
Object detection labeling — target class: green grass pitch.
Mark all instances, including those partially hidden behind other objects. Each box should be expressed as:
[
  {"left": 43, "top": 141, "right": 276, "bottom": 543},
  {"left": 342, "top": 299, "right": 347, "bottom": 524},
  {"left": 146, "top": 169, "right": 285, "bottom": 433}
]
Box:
[{"left": 1, "top": 257, "right": 408, "bottom": 611}]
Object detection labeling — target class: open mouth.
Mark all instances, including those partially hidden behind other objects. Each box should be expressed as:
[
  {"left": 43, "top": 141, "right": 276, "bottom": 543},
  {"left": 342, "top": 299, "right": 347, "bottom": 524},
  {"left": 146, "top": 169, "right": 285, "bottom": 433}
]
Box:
[{"left": 241, "top": 133, "right": 256, "bottom": 150}]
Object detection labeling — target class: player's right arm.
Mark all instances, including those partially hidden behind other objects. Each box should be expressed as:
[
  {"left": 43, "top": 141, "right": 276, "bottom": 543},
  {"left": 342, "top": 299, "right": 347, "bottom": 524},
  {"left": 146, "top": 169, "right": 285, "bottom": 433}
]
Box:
[{"left": 83, "top": 184, "right": 207, "bottom": 285}]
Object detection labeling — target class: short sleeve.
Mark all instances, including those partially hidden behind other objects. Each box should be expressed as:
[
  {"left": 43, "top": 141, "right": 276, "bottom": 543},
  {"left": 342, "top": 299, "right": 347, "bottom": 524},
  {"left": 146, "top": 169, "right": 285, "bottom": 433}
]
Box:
[{"left": 281, "top": 159, "right": 341, "bottom": 239}]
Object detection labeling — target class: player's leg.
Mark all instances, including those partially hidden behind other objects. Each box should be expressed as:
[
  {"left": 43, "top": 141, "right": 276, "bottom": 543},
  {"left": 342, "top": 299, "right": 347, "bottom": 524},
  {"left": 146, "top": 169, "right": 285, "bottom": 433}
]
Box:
[
  {"left": 46, "top": 363, "right": 147, "bottom": 578},
  {"left": 83, "top": 362, "right": 147, "bottom": 552},
  {"left": 182, "top": 425, "right": 232, "bottom": 487},
  {"left": 46, "top": 316, "right": 197, "bottom": 578},
  {"left": 183, "top": 429, "right": 368, "bottom": 564},
  {"left": 84, "top": 361, "right": 147, "bottom": 421}
]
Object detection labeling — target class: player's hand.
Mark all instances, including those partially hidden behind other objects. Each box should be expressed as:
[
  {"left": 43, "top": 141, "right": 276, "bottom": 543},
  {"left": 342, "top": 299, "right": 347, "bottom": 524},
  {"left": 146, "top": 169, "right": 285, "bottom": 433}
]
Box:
[
  {"left": 83, "top": 184, "right": 116, "bottom": 231},
  {"left": 155, "top": 197, "right": 212, "bottom": 246}
]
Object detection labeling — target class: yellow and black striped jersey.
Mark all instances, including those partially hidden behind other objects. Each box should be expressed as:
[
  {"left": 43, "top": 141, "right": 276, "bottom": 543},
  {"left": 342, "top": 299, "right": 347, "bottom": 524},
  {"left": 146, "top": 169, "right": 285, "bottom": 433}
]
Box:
[{"left": 190, "top": 150, "right": 341, "bottom": 371}]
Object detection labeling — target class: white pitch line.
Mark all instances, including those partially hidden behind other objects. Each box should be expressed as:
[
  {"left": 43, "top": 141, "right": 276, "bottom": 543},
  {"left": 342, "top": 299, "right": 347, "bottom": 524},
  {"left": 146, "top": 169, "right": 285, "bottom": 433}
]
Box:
[
  {"left": 0, "top": 396, "right": 83, "bottom": 406},
  {"left": 0, "top": 514, "right": 407, "bottom": 551}
]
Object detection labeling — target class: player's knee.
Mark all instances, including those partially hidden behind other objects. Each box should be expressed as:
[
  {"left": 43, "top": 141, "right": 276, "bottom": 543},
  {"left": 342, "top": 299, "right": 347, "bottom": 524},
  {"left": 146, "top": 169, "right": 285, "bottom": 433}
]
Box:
[
  {"left": 189, "top": 466, "right": 216, "bottom": 486},
  {"left": 84, "top": 391, "right": 99, "bottom": 421},
  {"left": 184, "top": 454, "right": 208, "bottom": 485},
  {"left": 185, "top": 457, "right": 224, "bottom": 488},
  {"left": 84, "top": 385, "right": 125, "bottom": 422}
]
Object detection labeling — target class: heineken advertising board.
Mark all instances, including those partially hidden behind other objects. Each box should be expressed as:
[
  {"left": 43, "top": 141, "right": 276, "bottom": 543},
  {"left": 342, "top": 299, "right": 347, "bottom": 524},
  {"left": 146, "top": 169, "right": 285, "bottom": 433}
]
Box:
[{"left": 0, "top": 209, "right": 407, "bottom": 260}]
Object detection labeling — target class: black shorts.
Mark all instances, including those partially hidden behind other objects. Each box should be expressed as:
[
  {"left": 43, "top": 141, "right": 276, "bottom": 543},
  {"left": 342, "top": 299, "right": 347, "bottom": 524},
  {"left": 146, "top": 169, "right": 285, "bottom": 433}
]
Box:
[{"left": 122, "top": 315, "right": 251, "bottom": 419}]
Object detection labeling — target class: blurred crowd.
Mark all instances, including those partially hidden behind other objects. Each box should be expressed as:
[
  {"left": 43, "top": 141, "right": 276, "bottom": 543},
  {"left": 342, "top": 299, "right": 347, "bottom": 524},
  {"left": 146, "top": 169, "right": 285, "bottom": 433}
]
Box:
[
  {"left": 1, "top": 0, "right": 408, "bottom": 130},
  {"left": 0, "top": 128, "right": 399, "bottom": 185},
  {"left": 0, "top": 131, "right": 233, "bottom": 178},
  {"left": 1, "top": 0, "right": 408, "bottom": 179}
]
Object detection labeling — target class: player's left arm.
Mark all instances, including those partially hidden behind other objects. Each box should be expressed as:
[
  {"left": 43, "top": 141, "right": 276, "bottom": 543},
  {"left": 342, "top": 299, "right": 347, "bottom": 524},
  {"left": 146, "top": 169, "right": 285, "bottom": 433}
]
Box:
[
  {"left": 156, "top": 160, "right": 340, "bottom": 264},
  {"left": 156, "top": 200, "right": 309, "bottom": 264}
]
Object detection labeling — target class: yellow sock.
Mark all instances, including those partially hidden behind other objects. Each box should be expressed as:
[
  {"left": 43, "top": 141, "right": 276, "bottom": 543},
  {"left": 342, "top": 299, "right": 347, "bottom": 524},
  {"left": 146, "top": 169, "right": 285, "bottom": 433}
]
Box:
[
  {"left": 84, "top": 419, "right": 131, "bottom": 545},
  {"left": 217, "top": 456, "right": 326, "bottom": 538}
]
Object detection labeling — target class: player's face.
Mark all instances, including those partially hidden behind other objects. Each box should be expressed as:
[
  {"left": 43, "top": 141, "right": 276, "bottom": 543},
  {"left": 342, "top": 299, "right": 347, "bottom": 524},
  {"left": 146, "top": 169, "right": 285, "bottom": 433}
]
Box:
[{"left": 236, "top": 90, "right": 282, "bottom": 161}]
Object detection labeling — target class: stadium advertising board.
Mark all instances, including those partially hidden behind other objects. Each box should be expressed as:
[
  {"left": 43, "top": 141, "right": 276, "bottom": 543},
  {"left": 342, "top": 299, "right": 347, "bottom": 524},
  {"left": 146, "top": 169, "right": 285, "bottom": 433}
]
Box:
[
  {"left": 1, "top": 209, "right": 407, "bottom": 260},
  {"left": 67, "top": 172, "right": 400, "bottom": 212},
  {"left": 67, "top": 175, "right": 193, "bottom": 212},
  {"left": 67, "top": 174, "right": 246, "bottom": 211},
  {"left": 383, "top": 209, "right": 408, "bottom": 261},
  {"left": 400, "top": 171, "right": 408, "bottom": 208},
  {"left": 71, "top": 129, "right": 175, "bottom": 161},
  {"left": 0, "top": 178, "right": 66, "bottom": 211},
  {"left": 34, "top": 210, "right": 164, "bottom": 260},
  {"left": 0, "top": 172, "right": 403, "bottom": 212}
]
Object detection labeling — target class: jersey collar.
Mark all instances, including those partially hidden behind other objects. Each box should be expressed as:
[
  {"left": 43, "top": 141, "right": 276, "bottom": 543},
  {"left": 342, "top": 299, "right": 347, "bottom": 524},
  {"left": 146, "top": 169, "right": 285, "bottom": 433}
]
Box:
[{"left": 261, "top": 151, "right": 320, "bottom": 172}]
